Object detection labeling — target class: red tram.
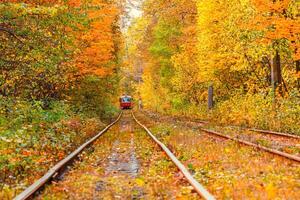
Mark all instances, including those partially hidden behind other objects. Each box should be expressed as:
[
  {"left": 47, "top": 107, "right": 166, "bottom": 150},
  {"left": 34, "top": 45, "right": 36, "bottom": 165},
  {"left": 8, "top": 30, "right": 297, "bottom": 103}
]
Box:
[{"left": 119, "top": 95, "right": 133, "bottom": 109}]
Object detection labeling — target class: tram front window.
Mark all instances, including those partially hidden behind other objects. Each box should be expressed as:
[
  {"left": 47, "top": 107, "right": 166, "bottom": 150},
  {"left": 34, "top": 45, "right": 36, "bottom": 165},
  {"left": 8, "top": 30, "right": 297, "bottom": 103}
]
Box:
[{"left": 122, "top": 97, "right": 131, "bottom": 103}]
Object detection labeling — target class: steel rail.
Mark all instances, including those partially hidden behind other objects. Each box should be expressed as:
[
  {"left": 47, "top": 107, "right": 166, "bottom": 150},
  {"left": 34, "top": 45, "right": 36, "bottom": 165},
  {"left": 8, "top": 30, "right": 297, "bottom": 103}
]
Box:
[
  {"left": 132, "top": 112, "right": 215, "bottom": 200},
  {"left": 248, "top": 128, "right": 300, "bottom": 139},
  {"left": 14, "top": 113, "right": 123, "bottom": 200},
  {"left": 143, "top": 110, "right": 299, "bottom": 140},
  {"left": 201, "top": 128, "right": 300, "bottom": 163}
]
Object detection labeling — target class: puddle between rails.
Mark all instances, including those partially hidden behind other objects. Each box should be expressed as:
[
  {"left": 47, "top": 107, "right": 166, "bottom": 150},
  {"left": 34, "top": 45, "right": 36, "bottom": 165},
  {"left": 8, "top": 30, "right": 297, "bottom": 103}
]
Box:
[{"left": 105, "top": 115, "right": 140, "bottom": 177}]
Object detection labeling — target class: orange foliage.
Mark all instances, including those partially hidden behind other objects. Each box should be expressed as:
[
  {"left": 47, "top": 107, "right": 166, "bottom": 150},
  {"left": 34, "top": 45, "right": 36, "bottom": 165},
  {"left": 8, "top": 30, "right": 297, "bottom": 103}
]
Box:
[
  {"left": 74, "top": 1, "right": 120, "bottom": 77},
  {"left": 21, "top": 150, "right": 33, "bottom": 156},
  {"left": 4, "top": 0, "right": 122, "bottom": 77},
  {"left": 68, "top": 0, "right": 81, "bottom": 7},
  {"left": 251, "top": 0, "right": 300, "bottom": 59},
  {"left": 252, "top": 0, "right": 291, "bottom": 12}
]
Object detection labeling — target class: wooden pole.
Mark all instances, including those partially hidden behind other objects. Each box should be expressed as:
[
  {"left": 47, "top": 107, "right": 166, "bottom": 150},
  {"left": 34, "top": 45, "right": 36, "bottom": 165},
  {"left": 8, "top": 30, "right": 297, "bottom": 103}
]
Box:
[{"left": 208, "top": 85, "right": 214, "bottom": 109}]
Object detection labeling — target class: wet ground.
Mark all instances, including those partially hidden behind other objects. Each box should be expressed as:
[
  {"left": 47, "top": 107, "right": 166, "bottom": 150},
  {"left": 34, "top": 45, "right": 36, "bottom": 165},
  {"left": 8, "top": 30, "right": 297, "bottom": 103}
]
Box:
[
  {"left": 39, "top": 111, "right": 199, "bottom": 199},
  {"left": 105, "top": 117, "right": 139, "bottom": 178}
]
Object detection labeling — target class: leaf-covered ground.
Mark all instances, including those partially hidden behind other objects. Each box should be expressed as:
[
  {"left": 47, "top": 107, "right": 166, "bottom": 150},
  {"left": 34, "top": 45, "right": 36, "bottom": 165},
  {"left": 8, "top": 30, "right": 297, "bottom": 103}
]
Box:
[
  {"left": 39, "top": 112, "right": 199, "bottom": 199},
  {"left": 0, "top": 100, "right": 109, "bottom": 199},
  {"left": 135, "top": 111, "right": 300, "bottom": 199}
]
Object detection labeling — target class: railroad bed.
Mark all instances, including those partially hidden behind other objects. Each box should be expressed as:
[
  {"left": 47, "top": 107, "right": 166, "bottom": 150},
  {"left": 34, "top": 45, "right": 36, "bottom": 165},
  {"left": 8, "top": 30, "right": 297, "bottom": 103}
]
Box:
[{"left": 15, "top": 111, "right": 212, "bottom": 200}]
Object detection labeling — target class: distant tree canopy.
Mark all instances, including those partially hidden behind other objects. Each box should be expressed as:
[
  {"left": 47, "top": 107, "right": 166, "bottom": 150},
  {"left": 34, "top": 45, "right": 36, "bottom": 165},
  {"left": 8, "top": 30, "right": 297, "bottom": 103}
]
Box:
[{"left": 127, "top": 0, "right": 299, "bottom": 111}]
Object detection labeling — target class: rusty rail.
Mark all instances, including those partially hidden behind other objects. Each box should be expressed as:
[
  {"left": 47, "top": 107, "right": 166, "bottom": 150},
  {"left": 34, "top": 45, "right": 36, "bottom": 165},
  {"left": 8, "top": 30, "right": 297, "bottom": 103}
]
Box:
[
  {"left": 201, "top": 128, "right": 300, "bottom": 163},
  {"left": 14, "top": 113, "right": 122, "bottom": 200},
  {"left": 142, "top": 110, "right": 299, "bottom": 139},
  {"left": 248, "top": 128, "right": 300, "bottom": 139},
  {"left": 132, "top": 112, "right": 215, "bottom": 200}
]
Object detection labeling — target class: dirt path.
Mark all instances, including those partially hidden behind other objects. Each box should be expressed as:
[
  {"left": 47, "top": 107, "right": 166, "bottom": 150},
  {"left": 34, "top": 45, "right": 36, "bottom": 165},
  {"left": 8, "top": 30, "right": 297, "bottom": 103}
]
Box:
[{"left": 39, "top": 111, "right": 199, "bottom": 199}]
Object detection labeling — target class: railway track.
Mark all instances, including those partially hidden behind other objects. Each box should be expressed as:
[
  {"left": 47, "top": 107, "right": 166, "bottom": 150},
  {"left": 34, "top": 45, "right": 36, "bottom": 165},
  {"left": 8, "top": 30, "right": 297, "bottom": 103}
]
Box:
[
  {"left": 200, "top": 128, "right": 300, "bottom": 162},
  {"left": 14, "top": 113, "right": 123, "bottom": 200},
  {"left": 141, "top": 110, "right": 300, "bottom": 162},
  {"left": 134, "top": 111, "right": 300, "bottom": 198},
  {"left": 132, "top": 112, "right": 214, "bottom": 199},
  {"left": 248, "top": 128, "right": 300, "bottom": 139},
  {"left": 199, "top": 127, "right": 300, "bottom": 162},
  {"left": 142, "top": 110, "right": 300, "bottom": 140},
  {"left": 14, "top": 112, "right": 215, "bottom": 200}
]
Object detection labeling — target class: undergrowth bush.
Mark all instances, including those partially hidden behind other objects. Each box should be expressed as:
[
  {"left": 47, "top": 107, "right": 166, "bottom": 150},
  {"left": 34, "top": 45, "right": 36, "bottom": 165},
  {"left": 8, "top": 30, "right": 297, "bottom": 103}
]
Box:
[
  {"left": 146, "top": 90, "right": 300, "bottom": 135},
  {"left": 210, "top": 91, "right": 300, "bottom": 134}
]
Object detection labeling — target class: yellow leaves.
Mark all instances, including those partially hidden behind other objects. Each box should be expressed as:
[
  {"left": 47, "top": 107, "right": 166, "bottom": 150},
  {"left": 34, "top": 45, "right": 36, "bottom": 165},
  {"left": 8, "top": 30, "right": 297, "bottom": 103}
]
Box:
[
  {"left": 135, "top": 178, "right": 145, "bottom": 186},
  {"left": 224, "top": 148, "right": 231, "bottom": 153},
  {"left": 197, "top": 1, "right": 246, "bottom": 87},
  {"left": 179, "top": 186, "right": 194, "bottom": 195},
  {"left": 1, "top": 2, "right": 63, "bottom": 17},
  {"left": 130, "top": 0, "right": 299, "bottom": 117},
  {"left": 265, "top": 183, "right": 277, "bottom": 199},
  {"left": 130, "top": 0, "right": 199, "bottom": 109}
]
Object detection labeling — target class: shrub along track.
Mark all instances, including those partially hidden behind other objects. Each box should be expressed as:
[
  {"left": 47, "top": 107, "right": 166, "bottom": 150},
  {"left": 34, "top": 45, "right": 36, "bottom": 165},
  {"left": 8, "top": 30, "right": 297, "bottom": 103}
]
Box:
[
  {"left": 14, "top": 111, "right": 212, "bottom": 200},
  {"left": 135, "top": 111, "right": 300, "bottom": 199}
]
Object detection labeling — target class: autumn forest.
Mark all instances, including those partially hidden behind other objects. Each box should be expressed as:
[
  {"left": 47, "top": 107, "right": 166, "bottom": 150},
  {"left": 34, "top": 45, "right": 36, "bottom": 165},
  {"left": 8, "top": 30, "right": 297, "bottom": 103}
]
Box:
[{"left": 0, "top": 0, "right": 299, "bottom": 199}]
